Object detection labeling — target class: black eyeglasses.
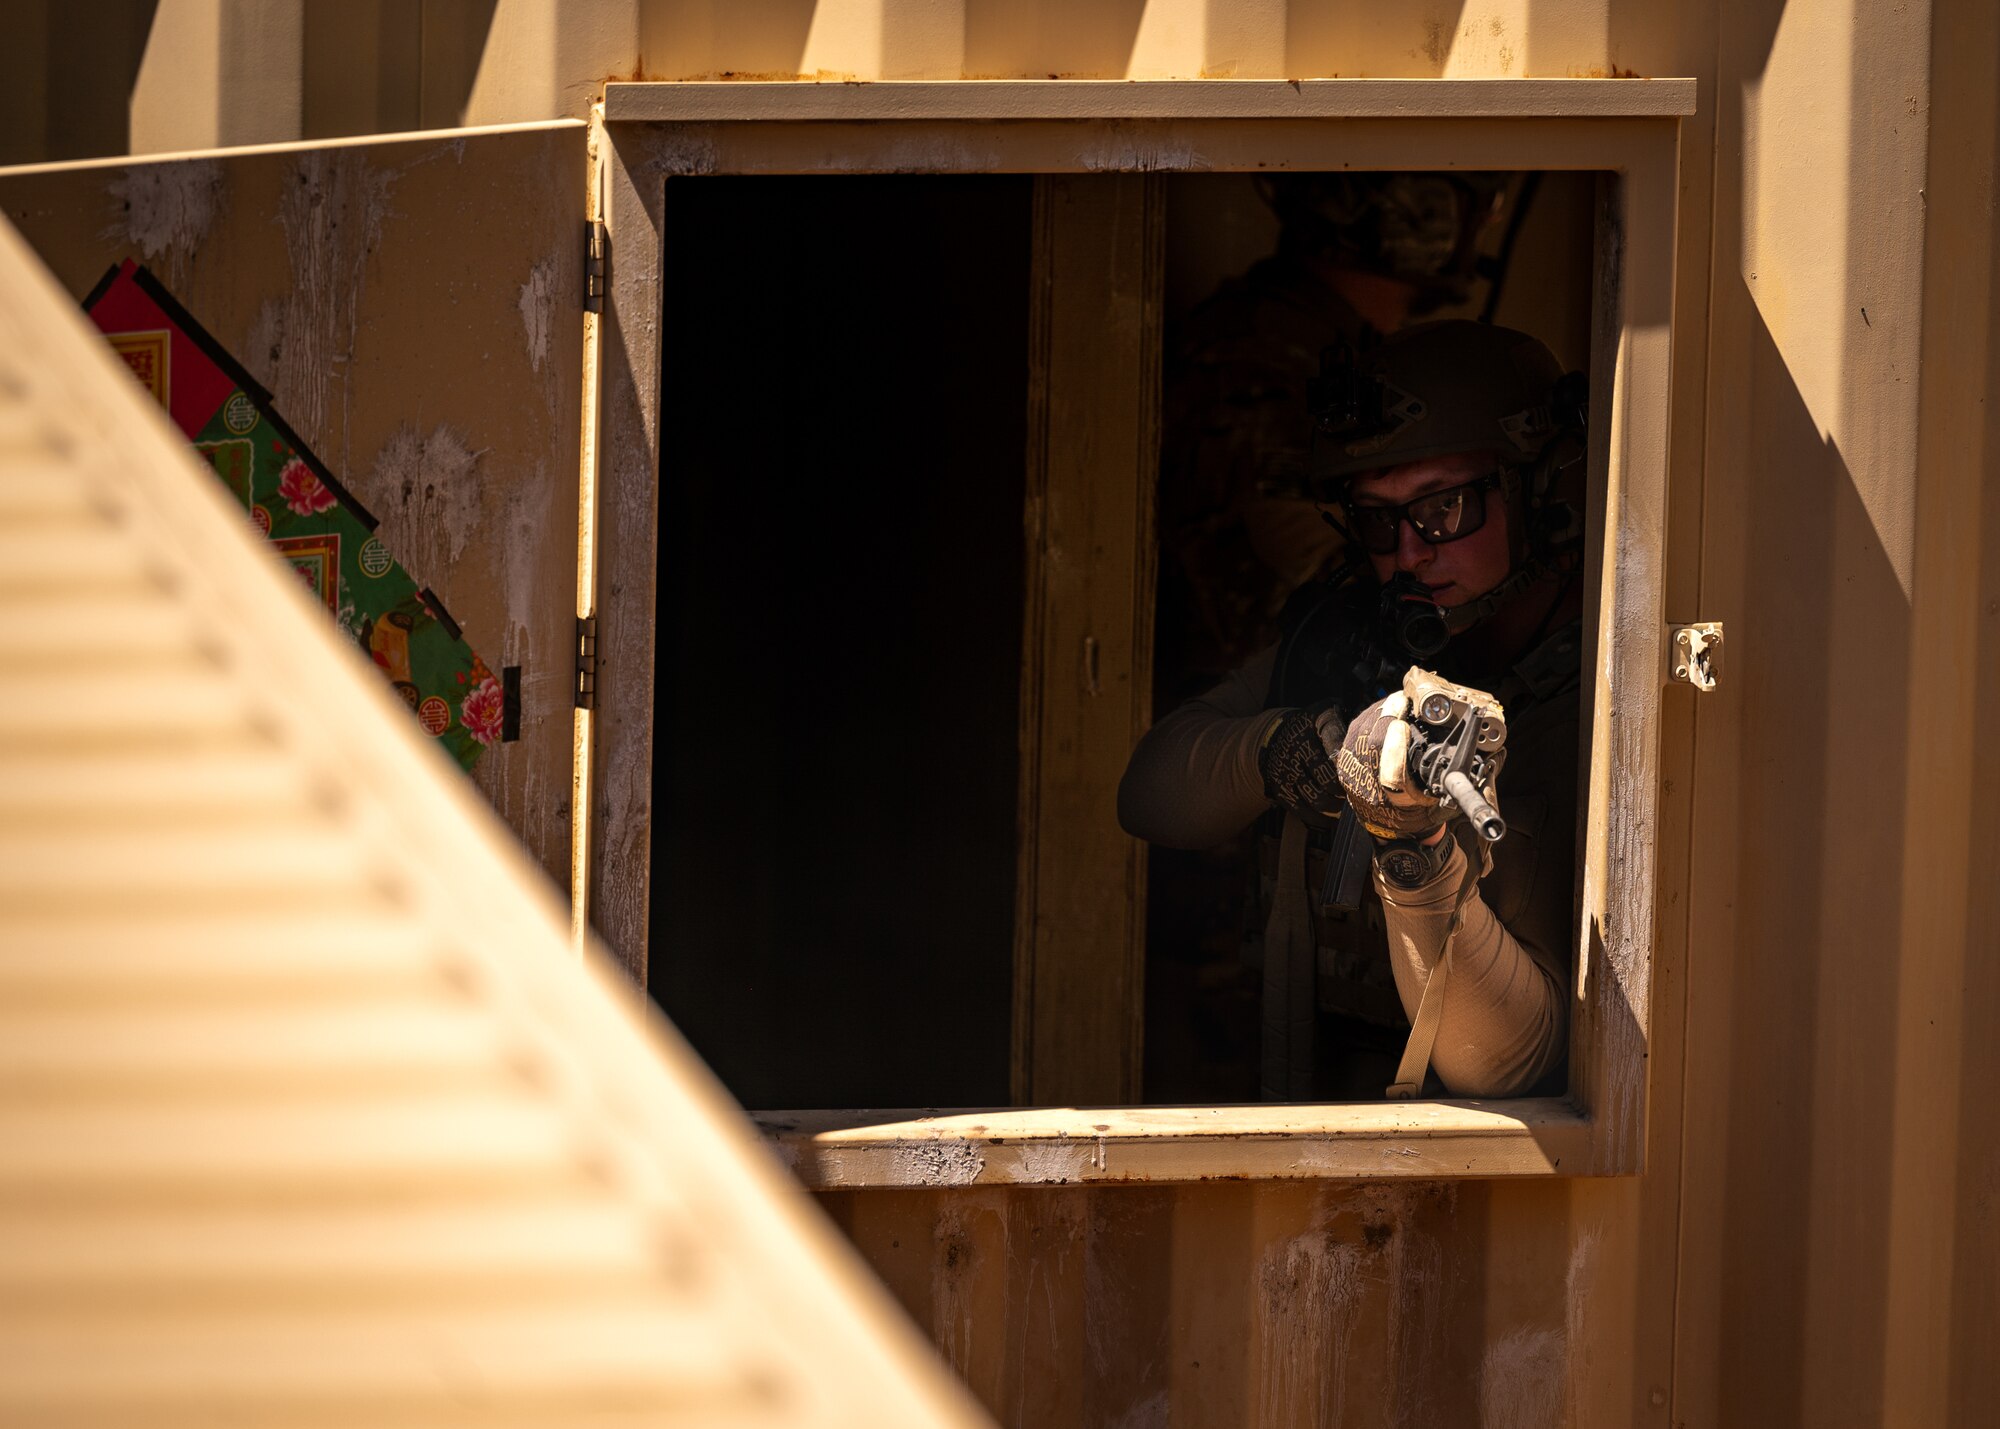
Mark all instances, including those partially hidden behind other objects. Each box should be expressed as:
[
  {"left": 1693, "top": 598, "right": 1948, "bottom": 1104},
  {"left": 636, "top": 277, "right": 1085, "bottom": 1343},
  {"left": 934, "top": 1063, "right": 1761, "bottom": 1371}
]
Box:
[{"left": 1342, "top": 472, "right": 1502, "bottom": 555}]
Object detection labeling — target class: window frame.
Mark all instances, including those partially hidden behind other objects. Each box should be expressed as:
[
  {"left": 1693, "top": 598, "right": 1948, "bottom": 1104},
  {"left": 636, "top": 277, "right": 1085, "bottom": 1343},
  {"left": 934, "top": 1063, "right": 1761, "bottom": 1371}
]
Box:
[{"left": 587, "top": 78, "right": 1693, "bottom": 1184}]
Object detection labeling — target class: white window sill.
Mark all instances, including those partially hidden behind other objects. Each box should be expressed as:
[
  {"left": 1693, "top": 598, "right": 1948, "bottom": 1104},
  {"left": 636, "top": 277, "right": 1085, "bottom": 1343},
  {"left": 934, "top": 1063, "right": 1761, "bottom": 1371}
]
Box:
[{"left": 757, "top": 1098, "right": 1592, "bottom": 1189}]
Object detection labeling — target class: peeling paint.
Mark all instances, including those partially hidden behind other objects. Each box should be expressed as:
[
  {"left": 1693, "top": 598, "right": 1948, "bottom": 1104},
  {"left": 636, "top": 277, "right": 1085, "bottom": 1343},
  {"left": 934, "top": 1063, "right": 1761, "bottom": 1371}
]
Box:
[
  {"left": 891, "top": 1139, "right": 984, "bottom": 1187},
  {"left": 241, "top": 298, "right": 287, "bottom": 397},
  {"left": 1110, "top": 1389, "right": 1169, "bottom": 1429},
  {"left": 1384, "top": 1183, "right": 1455, "bottom": 1422},
  {"left": 1079, "top": 125, "right": 1206, "bottom": 173},
  {"left": 1563, "top": 1226, "right": 1597, "bottom": 1417},
  {"left": 518, "top": 254, "right": 560, "bottom": 375},
  {"left": 647, "top": 131, "right": 721, "bottom": 176},
  {"left": 1020, "top": 1140, "right": 1089, "bottom": 1183},
  {"left": 870, "top": 133, "right": 1003, "bottom": 174},
  {"left": 367, "top": 422, "right": 486, "bottom": 587},
  {"left": 266, "top": 150, "right": 399, "bottom": 461},
  {"left": 931, "top": 1195, "right": 1005, "bottom": 1381},
  {"left": 932, "top": 1208, "right": 975, "bottom": 1375},
  {"left": 472, "top": 454, "right": 559, "bottom": 837},
  {"left": 1479, "top": 1328, "right": 1565, "bottom": 1428},
  {"left": 105, "top": 160, "right": 224, "bottom": 287},
  {"left": 1256, "top": 1193, "right": 1367, "bottom": 1426}
]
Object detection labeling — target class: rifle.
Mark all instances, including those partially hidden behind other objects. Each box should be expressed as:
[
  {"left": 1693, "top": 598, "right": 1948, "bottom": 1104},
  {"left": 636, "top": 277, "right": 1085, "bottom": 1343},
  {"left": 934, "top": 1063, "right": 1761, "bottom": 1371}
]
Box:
[{"left": 1319, "top": 665, "right": 1507, "bottom": 909}]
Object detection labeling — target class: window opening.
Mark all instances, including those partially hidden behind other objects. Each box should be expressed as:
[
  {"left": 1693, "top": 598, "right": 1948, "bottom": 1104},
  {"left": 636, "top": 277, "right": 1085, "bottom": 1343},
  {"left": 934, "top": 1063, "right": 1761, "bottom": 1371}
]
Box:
[
  {"left": 650, "top": 175, "right": 1031, "bottom": 1110},
  {"left": 1140, "top": 169, "right": 1603, "bottom": 1105}
]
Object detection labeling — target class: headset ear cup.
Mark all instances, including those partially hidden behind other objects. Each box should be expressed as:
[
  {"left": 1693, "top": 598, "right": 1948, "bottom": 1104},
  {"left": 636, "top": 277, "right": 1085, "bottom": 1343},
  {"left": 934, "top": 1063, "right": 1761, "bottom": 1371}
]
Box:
[{"left": 1527, "top": 429, "right": 1586, "bottom": 551}]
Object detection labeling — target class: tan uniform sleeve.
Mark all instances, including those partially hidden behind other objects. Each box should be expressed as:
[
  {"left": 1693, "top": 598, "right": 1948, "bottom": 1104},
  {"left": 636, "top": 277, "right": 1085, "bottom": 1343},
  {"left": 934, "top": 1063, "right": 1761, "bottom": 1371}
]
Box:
[
  {"left": 1372, "top": 696, "right": 1579, "bottom": 1098},
  {"left": 1116, "top": 646, "right": 1279, "bottom": 850},
  {"left": 1375, "top": 842, "right": 1566, "bottom": 1097}
]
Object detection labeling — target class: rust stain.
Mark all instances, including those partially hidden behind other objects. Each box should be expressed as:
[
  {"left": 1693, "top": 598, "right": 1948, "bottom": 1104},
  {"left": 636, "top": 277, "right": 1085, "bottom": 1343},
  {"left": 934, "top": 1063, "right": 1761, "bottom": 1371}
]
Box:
[{"left": 1420, "top": 19, "right": 1450, "bottom": 70}]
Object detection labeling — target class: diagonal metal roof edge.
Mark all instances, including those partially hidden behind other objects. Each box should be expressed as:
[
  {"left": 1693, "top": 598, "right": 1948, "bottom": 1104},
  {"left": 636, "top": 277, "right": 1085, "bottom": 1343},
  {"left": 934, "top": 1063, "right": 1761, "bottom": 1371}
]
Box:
[
  {"left": 0, "top": 118, "right": 587, "bottom": 177},
  {"left": 0, "top": 213, "right": 988, "bottom": 1426}
]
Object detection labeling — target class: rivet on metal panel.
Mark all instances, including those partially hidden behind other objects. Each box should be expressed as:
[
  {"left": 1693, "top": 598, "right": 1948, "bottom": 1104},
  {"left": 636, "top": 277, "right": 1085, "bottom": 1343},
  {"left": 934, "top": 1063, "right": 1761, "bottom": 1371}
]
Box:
[{"left": 1667, "top": 621, "right": 1724, "bottom": 691}]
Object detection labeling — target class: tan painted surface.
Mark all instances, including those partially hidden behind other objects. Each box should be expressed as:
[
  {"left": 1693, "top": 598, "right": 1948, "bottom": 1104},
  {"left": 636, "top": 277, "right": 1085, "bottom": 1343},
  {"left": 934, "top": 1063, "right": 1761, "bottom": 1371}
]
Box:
[
  {"left": 629, "top": 0, "right": 1647, "bottom": 82},
  {"left": 0, "top": 208, "right": 989, "bottom": 1428},
  {"left": 0, "top": 122, "right": 588, "bottom": 891},
  {"left": 1671, "top": 0, "right": 2000, "bottom": 1424},
  {"left": 131, "top": 0, "right": 307, "bottom": 153},
  {"left": 588, "top": 13, "right": 1992, "bottom": 1425}
]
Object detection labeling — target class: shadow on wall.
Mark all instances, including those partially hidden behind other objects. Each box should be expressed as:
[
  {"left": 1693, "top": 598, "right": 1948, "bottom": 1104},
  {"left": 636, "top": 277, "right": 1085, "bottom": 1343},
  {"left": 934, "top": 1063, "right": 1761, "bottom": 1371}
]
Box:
[
  {"left": 0, "top": 0, "right": 504, "bottom": 163},
  {"left": 0, "top": 0, "right": 159, "bottom": 165},
  {"left": 1675, "top": 0, "right": 2000, "bottom": 1419},
  {"left": 635, "top": 0, "right": 1485, "bottom": 82},
  {"left": 1708, "top": 290, "right": 1907, "bottom": 1427},
  {"left": 1952, "top": 158, "right": 2000, "bottom": 1418},
  {"left": 964, "top": 0, "right": 1479, "bottom": 81},
  {"left": 963, "top": 0, "right": 1150, "bottom": 80},
  {"left": 303, "top": 0, "right": 503, "bottom": 139},
  {"left": 640, "top": 0, "right": 824, "bottom": 82},
  {"left": 638, "top": 0, "right": 1156, "bottom": 82},
  {"left": 1285, "top": 0, "right": 1473, "bottom": 78}
]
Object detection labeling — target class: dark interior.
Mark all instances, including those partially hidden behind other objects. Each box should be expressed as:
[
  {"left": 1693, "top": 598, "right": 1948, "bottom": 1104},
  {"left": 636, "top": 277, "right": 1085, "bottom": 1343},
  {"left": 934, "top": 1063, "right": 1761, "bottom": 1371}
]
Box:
[
  {"left": 652, "top": 175, "right": 1030, "bottom": 1111},
  {"left": 1141, "top": 171, "right": 1599, "bottom": 1104},
  {"left": 653, "top": 170, "right": 1595, "bottom": 1111}
]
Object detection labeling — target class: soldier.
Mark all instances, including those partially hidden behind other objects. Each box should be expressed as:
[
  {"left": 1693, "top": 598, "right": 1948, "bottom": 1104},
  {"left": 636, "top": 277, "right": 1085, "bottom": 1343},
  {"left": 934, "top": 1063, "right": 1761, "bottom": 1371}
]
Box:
[
  {"left": 1159, "top": 172, "right": 1505, "bottom": 689},
  {"left": 1123, "top": 320, "right": 1587, "bottom": 1100}
]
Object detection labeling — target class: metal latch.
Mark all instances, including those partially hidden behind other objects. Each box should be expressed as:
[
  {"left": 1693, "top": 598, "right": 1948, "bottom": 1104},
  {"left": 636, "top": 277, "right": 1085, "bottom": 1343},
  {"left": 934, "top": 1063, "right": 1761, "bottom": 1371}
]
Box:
[
  {"left": 1669, "top": 622, "right": 1723, "bottom": 691},
  {"left": 576, "top": 615, "right": 598, "bottom": 709},
  {"left": 584, "top": 219, "right": 606, "bottom": 313}
]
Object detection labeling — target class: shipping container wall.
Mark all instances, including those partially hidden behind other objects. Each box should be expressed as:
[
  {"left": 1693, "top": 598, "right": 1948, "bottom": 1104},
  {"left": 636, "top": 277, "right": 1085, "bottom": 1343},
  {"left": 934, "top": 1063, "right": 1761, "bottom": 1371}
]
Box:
[{"left": 2, "top": 0, "right": 1993, "bottom": 1424}]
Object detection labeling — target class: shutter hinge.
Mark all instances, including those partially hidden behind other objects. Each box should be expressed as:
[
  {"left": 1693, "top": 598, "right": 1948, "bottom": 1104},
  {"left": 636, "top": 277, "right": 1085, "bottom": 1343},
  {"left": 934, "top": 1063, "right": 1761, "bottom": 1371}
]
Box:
[
  {"left": 576, "top": 615, "right": 598, "bottom": 709},
  {"left": 1668, "top": 621, "right": 1723, "bottom": 692},
  {"left": 584, "top": 218, "right": 607, "bottom": 313}
]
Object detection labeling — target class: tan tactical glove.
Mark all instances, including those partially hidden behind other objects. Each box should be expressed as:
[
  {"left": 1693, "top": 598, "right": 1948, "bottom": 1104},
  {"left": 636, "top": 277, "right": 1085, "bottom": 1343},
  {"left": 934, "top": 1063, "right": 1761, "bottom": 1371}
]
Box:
[{"left": 1336, "top": 691, "right": 1451, "bottom": 839}]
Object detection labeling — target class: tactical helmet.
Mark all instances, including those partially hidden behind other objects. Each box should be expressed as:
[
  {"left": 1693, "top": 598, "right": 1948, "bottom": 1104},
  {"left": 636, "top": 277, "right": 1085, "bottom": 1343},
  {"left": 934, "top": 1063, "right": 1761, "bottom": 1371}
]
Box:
[
  {"left": 1309, "top": 320, "right": 1580, "bottom": 484},
  {"left": 1308, "top": 320, "right": 1588, "bottom": 576},
  {"left": 1256, "top": 173, "right": 1507, "bottom": 304}
]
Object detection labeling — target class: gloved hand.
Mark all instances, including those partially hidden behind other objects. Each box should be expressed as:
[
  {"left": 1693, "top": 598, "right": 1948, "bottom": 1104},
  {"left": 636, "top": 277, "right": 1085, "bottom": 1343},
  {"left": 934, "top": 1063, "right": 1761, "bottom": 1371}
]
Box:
[
  {"left": 1336, "top": 691, "right": 1450, "bottom": 840},
  {"left": 1257, "top": 704, "right": 1346, "bottom": 827}
]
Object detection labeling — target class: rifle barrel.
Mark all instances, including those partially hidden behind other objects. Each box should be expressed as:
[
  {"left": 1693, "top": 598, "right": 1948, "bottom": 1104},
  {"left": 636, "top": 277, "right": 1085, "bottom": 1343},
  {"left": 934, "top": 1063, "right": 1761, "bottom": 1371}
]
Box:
[{"left": 1442, "top": 770, "right": 1505, "bottom": 842}]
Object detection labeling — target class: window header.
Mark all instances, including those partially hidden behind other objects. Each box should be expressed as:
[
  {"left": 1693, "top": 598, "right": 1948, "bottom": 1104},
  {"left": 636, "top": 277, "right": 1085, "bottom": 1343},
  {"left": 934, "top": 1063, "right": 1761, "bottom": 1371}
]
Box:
[{"left": 604, "top": 78, "right": 1698, "bottom": 125}]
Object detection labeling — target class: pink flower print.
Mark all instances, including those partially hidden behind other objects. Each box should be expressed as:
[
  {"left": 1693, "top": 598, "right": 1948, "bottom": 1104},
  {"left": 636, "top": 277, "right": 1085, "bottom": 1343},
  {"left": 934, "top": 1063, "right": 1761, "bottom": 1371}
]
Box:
[
  {"left": 277, "top": 458, "right": 336, "bottom": 516},
  {"left": 460, "top": 675, "right": 505, "bottom": 746}
]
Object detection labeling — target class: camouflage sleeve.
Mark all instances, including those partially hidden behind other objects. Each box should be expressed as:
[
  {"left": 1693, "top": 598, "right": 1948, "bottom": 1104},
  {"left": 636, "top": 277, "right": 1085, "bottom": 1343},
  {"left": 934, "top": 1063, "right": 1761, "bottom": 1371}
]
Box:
[{"left": 1116, "top": 646, "right": 1279, "bottom": 850}]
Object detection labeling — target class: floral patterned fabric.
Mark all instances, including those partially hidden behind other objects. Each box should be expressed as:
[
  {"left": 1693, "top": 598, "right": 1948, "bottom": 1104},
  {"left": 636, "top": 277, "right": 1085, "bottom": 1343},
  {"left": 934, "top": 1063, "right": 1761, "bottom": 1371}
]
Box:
[{"left": 86, "top": 261, "right": 499, "bottom": 772}]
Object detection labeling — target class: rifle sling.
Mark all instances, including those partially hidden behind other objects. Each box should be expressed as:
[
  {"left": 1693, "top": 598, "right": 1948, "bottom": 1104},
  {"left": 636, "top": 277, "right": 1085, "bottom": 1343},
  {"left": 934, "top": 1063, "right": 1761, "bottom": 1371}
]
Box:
[{"left": 1385, "top": 831, "right": 1487, "bottom": 1100}]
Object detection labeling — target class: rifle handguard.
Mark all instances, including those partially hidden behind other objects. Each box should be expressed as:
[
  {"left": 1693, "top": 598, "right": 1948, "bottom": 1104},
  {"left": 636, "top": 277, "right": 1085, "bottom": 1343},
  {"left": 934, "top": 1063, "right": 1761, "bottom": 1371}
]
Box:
[{"left": 1402, "top": 667, "right": 1508, "bottom": 843}]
